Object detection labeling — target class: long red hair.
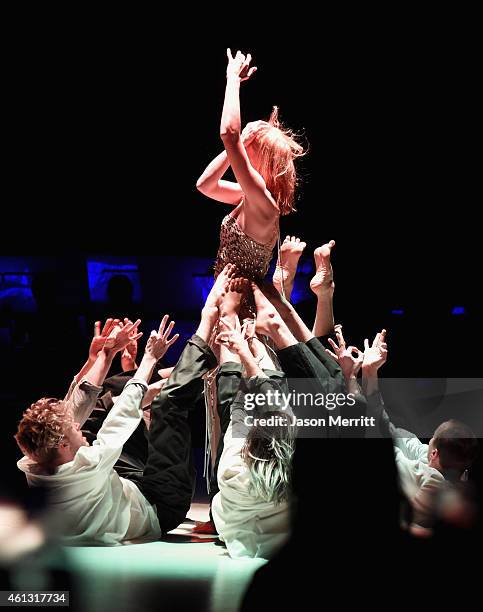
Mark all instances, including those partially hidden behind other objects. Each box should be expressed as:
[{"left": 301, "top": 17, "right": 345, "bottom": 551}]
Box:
[{"left": 254, "top": 107, "right": 306, "bottom": 215}]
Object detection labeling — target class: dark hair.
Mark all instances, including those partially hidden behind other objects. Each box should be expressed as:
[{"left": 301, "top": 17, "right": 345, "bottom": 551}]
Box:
[{"left": 433, "top": 420, "right": 478, "bottom": 475}]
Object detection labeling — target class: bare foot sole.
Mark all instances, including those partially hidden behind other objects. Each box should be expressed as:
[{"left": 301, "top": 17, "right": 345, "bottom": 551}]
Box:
[
  {"left": 273, "top": 235, "right": 306, "bottom": 294},
  {"left": 310, "top": 240, "right": 335, "bottom": 296}
]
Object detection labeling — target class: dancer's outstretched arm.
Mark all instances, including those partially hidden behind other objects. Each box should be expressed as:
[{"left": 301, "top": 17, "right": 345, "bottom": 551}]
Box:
[
  {"left": 64, "top": 319, "right": 141, "bottom": 428},
  {"left": 121, "top": 337, "right": 139, "bottom": 372},
  {"left": 196, "top": 150, "right": 243, "bottom": 204},
  {"left": 361, "top": 328, "right": 401, "bottom": 439},
  {"left": 195, "top": 263, "right": 238, "bottom": 343},
  {"left": 310, "top": 240, "right": 336, "bottom": 337},
  {"left": 216, "top": 316, "right": 266, "bottom": 379},
  {"left": 196, "top": 123, "right": 267, "bottom": 204},
  {"left": 220, "top": 49, "right": 277, "bottom": 221},
  {"left": 215, "top": 277, "right": 250, "bottom": 365},
  {"left": 361, "top": 329, "right": 387, "bottom": 396},
  {"left": 70, "top": 318, "right": 119, "bottom": 387},
  {"left": 325, "top": 324, "right": 363, "bottom": 396}
]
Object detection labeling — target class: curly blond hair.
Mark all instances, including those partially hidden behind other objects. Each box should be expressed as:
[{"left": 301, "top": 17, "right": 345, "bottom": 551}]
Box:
[
  {"left": 15, "top": 398, "right": 72, "bottom": 468},
  {"left": 253, "top": 107, "right": 306, "bottom": 216}
]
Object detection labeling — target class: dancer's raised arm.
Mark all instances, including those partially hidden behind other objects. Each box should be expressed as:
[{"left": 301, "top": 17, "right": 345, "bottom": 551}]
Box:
[
  {"left": 220, "top": 49, "right": 278, "bottom": 222},
  {"left": 196, "top": 122, "right": 268, "bottom": 205}
]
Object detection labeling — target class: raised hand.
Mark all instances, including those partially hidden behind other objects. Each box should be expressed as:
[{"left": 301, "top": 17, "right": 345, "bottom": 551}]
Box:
[
  {"left": 326, "top": 324, "right": 363, "bottom": 379},
  {"left": 103, "top": 319, "right": 143, "bottom": 354},
  {"left": 362, "top": 329, "right": 388, "bottom": 372},
  {"left": 226, "top": 48, "right": 257, "bottom": 82},
  {"left": 89, "top": 318, "right": 120, "bottom": 361},
  {"left": 144, "top": 315, "right": 179, "bottom": 362},
  {"left": 215, "top": 315, "right": 251, "bottom": 356},
  {"left": 121, "top": 337, "right": 138, "bottom": 372}
]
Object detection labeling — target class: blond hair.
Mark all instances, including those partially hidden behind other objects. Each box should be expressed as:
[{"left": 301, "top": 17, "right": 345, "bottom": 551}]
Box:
[
  {"left": 254, "top": 107, "right": 306, "bottom": 215},
  {"left": 15, "top": 398, "right": 72, "bottom": 469},
  {"left": 242, "top": 410, "right": 295, "bottom": 504}
]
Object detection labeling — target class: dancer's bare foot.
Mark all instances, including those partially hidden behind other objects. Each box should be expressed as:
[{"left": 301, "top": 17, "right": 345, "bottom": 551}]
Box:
[
  {"left": 205, "top": 263, "right": 237, "bottom": 311},
  {"left": 310, "top": 240, "right": 335, "bottom": 296},
  {"left": 218, "top": 277, "right": 249, "bottom": 317},
  {"left": 273, "top": 235, "right": 307, "bottom": 299}
]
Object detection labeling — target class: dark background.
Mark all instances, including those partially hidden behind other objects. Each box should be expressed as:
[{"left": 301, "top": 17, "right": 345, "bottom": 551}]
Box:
[{"left": 2, "top": 18, "right": 481, "bottom": 520}]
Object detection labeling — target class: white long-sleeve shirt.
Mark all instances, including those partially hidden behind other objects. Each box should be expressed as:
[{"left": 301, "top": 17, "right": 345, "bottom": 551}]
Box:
[
  {"left": 393, "top": 436, "right": 446, "bottom": 527},
  {"left": 17, "top": 379, "right": 161, "bottom": 546},
  {"left": 366, "top": 390, "right": 446, "bottom": 527},
  {"left": 211, "top": 406, "right": 290, "bottom": 560}
]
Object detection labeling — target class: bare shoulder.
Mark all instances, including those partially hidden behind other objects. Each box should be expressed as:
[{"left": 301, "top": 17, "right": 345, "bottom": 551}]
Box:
[
  {"left": 243, "top": 191, "right": 279, "bottom": 220},
  {"left": 238, "top": 199, "right": 279, "bottom": 244}
]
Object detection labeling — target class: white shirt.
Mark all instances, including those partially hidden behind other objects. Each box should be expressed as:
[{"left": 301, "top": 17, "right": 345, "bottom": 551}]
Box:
[
  {"left": 17, "top": 379, "right": 161, "bottom": 546},
  {"left": 211, "top": 407, "right": 290, "bottom": 560},
  {"left": 393, "top": 436, "right": 446, "bottom": 526}
]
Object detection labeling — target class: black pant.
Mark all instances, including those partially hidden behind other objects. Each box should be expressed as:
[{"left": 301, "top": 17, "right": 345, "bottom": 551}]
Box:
[
  {"left": 276, "top": 338, "right": 367, "bottom": 437},
  {"left": 133, "top": 334, "right": 217, "bottom": 533},
  {"left": 276, "top": 338, "right": 343, "bottom": 393},
  {"left": 83, "top": 335, "right": 216, "bottom": 534}
]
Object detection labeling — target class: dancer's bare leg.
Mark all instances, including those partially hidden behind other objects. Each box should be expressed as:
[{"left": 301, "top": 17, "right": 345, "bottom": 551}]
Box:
[
  {"left": 272, "top": 235, "right": 307, "bottom": 301},
  {"left": 310, "top": 240, "right": 335, "bottom": 337}
]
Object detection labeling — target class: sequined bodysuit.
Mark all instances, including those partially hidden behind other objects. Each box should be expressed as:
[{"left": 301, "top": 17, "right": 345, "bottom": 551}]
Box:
[{"left": 214, "top": 206, "right": 279, "bottom": 282}]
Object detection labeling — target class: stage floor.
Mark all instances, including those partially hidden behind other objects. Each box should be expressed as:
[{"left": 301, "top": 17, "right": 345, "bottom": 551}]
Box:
[{"left": 54, "top": 503, "right": 265, "bottom": 612}]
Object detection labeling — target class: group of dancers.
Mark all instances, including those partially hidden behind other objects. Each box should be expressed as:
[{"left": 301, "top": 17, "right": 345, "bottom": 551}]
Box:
[{"left": 14, "top": 50, "right": 478, "bottom": 557}]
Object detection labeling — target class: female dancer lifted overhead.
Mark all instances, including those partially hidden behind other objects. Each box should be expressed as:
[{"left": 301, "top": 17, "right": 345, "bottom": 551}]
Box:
[
  {"left": 195, "top": 50, "right": 306, "bottom": 529},
  {"left": 196, "top": 49, "right": 305, "bottom": 292}
]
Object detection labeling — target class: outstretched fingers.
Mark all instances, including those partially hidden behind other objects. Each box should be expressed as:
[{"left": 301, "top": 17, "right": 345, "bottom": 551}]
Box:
[
  {"left": 327, "top": 337, "right": 341, "bottom": 357},
  {"left": 334, "top": 324, "right": 346, "bottom": 350}
]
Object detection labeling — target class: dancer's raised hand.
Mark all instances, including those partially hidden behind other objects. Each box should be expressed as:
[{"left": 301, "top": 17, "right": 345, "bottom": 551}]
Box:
[
  {"left": 362, "top": 329, "right": 388, "bottom": 372},
  {"left": 326, "top": 324, "right": 363, "bottom": 379},
  {"left": 89, "top": 318, "right": 120, "bottom": 361},
  {"left": 226, "top": 49, "right": 257, "bottom": 82},
  {"left": 103, "top": 319, "right": 142, "bottom": 354},
  {"left": 216, "top": 315, "right": 251, "bottom": 356},
  {"left": 144, "top": 315, "right": 179, "bottom": 362}
]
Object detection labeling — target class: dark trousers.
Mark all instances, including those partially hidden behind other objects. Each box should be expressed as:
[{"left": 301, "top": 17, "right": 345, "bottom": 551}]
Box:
[
  {"left": 134, "top": 334, "right": 216, "bottom": 533},
  {"left": 276, "top": 337, "right": 366, "bottom": 437},
  {"left": 83, "top": 334, "right": 216, "bottom": 534},
  {"left": 277, "top": 338, "right": 343, "bottom": 393}
]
